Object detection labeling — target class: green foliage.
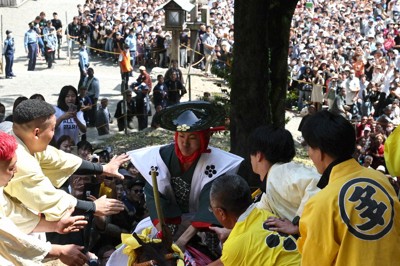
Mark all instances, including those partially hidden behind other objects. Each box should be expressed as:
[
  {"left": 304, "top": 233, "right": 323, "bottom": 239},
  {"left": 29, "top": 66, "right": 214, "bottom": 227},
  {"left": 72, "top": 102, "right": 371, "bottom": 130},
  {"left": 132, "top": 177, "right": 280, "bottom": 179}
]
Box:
[
  {"left": 211, "top": 60, "right": 232, "bottom": 87},
  {"left": 286, "top": 89, "right": 298, "bottom": 111}
]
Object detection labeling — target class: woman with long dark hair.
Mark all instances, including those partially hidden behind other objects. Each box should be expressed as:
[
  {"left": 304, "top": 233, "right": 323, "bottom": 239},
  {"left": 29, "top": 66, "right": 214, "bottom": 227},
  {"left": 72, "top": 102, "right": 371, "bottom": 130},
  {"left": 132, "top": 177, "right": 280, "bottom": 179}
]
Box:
[{"left": 54, "top": 85, "right": 87, "bottom": 144}]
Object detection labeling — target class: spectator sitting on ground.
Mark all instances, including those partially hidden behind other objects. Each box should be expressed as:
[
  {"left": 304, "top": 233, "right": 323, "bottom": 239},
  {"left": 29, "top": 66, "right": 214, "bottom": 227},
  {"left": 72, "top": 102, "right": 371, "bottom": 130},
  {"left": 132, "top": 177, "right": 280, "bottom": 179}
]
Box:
[
  {"left": 30, "top": 94, "right": 46, "bottom": 101},
  {"left": 76, "top": 140, "right": 93, "bottom": 161},
  {"left": 330, "top": 87, "right": 352, "bottom": 120},
  {"left": 298, "top": 105, "right": 317, "bottom": 132},
  {"left": 56, "top": 135, "right": 75, "bottom": 154},
  {"left": 363, "top": 154, "right": 374, "bottom": 168},
  {"left": 377, "top": 104, "right": 394, "bottom": 128}
]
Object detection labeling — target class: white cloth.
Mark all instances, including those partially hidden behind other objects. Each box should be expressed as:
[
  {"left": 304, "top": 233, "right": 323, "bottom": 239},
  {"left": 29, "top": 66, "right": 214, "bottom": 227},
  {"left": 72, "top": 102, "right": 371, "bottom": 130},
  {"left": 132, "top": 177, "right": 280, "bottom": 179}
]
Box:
[
  {"left": 110, "top": 145, "right": 244, "bottom": 266},
  {"left": 311, "top": 84, "right": 324, "bottom": 103},
  {"left": 256, "top": 162, "right": 321, "bottom": 221},
  {"left": 127, "top": 145, "right": 243, "bottom": 213}
]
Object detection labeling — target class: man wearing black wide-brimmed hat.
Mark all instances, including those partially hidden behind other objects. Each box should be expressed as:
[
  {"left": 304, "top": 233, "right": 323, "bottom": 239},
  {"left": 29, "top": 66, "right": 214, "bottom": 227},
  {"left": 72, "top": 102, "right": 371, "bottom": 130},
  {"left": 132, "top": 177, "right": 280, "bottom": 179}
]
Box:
[{"left": 128, "top": 101, "right": 243, "bottom": 248}]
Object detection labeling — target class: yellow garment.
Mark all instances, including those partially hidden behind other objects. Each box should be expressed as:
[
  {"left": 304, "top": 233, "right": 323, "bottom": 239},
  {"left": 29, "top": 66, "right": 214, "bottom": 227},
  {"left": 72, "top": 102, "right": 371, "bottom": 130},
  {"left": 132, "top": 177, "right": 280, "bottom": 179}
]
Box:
[
  {"left": 0, "top": 187, "right": 40, "bottom": 234},
  {"left": 99, "top": 182, "right": 113, "bottom": 198},
  {"left": 384, "top": 126, "right": 400, "bottom": 176},
  {"left": 0, "top": 187, "right": 51, "bottom": 265},
  {"left": 221, "top": 205, "right": 301, "bottom": 266},
  {"left": 299, "top": 159, "right": 400, "bottom": 266},
  {"left": 122, "top": 227, "right": 184, "bottom": 266},
  {"left": 4, "top": 134, "right": 82, "bottom": 222}
]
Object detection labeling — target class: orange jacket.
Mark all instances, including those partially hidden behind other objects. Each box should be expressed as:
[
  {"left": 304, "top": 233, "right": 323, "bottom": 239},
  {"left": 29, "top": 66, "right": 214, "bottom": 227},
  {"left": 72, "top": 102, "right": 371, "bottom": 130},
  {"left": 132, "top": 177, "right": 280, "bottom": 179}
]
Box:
[{"left": 120, "top": 51, "right": 132, "bottom": 73}]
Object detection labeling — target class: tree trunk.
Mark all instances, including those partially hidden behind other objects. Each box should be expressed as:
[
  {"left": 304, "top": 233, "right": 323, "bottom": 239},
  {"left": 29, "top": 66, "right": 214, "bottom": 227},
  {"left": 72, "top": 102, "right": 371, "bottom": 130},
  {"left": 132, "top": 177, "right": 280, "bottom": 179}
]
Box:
[{"left": 230, "top": 0, "right": 298, "bottom": 185}]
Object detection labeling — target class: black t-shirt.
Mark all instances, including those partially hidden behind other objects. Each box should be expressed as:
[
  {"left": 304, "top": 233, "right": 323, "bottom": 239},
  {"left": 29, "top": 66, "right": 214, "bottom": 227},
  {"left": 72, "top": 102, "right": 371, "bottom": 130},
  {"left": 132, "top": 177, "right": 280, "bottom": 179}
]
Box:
[
  {"left": 113, "top": 35, "right": 124, "bottom": 50},
  {"left": 68, "top": 22, "right": 80, "bottom": 37},
  {"left": 79, "top": 25, "right": 91, "bottom": 40},
  {"left": 51, "top": 19, "right": 62, "bottom": 30},
  {"left": 156, "top": 36, "right": 166, "bottom": 52},
  {"left": 39, "top": 18, "right": 47, "bottom": 29}
]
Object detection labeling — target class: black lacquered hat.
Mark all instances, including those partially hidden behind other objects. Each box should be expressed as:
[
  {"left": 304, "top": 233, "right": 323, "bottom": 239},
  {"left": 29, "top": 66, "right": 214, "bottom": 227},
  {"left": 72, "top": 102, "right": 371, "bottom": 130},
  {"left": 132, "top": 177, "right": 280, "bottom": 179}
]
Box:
[{"left": 155, "top": 101, "right": 225, "bottom": 132}]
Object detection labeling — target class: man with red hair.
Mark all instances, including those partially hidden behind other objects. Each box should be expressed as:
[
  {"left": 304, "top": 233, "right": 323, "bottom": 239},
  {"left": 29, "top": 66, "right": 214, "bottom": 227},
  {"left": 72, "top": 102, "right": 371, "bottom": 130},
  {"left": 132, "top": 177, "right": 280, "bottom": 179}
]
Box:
[{"left": 0, "top": 131, "right": 88, "bottom": 265}]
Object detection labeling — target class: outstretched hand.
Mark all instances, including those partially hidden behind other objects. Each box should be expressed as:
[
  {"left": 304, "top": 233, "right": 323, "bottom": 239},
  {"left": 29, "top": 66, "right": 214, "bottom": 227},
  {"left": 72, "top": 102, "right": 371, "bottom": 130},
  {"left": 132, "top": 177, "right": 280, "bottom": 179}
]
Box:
[
  {"left": 102, "top": 154, "right": 130, "bottom": 179},
  {"left": 94, "top": 195, "right": 125, "bottom": 216},
  {"left": 209, "top": 226, "right": 232, "bottom": 244},
  {"left": 52, "top": 244, "right": 87, "bottom": 266},
  {"left": 55, "top": 208, "right": 88, "bottom": 234}
]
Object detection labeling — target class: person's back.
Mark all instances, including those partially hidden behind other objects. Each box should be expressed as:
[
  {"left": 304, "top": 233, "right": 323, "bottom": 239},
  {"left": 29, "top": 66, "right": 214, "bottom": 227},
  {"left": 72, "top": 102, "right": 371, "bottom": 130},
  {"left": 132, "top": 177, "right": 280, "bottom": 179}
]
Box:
[
  {"left": 210, "top": 174, "right": 300, "bottom": 266},
  {"left": 299, "top": 161, "right": 400, "bottom": 265},
  {"left": 222, "top": 205, "right": 300, "bottom": 266},
  {"left": 298, "top": 110, "right": 400, "bottom": 266},
  {"left": 248, "top": 125, "right": 320, "bottom": 223},
  {"left": 257, "top": 161, "right": 320, "bottom": 221}
]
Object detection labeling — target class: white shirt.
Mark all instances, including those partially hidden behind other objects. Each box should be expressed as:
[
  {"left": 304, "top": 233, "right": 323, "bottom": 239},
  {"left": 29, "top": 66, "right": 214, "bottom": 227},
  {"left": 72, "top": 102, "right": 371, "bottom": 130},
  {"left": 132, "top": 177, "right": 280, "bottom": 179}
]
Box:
[
  {"left": 256, "top": 162, "right": 321, "bottom": 220},
  {"left": 54, "top": 106, "right": 85, "bottom": 144},
  {"left": 345, "top": 76, "right": 360, "bottom": 104}
]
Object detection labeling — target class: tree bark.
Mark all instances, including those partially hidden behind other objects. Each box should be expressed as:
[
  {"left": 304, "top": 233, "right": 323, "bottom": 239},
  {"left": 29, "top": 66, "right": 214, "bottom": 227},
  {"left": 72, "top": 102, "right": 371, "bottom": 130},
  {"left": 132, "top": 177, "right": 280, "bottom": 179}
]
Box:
[{"left": 231, "top": 0, "right": 298, "bottom": 185}]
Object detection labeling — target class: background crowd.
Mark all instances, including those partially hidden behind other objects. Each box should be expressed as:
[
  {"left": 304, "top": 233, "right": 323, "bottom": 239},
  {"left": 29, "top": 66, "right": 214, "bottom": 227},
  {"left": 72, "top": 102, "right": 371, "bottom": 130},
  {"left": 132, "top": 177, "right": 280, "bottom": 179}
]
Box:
[
  {"left": 288, "top": 0, "right": 400, "bottom": 187},
  {"left": 64, "top": 0, "right": 235, "bottom": 71}
]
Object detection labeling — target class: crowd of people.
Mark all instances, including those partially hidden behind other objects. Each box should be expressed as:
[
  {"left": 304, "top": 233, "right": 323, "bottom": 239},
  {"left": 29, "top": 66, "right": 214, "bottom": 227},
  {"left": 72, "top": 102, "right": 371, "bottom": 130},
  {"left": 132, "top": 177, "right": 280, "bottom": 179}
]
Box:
[
  {"left": 44, "top": 0, "right": 235, "bottom": 75},
  {"left": 289, "top": 0, "right": 400, "bottom": 177},
  {"left": 1, "top": 0, "right": 400, "bottom": 265},
  {"left": 290, "top": 0, "right": 400, "bottom": 117}
]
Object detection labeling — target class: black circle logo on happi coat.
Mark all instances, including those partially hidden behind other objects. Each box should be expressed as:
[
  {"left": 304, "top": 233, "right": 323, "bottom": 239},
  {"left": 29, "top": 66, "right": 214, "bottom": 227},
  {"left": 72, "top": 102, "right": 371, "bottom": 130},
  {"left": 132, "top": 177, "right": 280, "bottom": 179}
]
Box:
[
  {"left": 263, "top": 221, "right": 297, "bottom": 251},
  {"left": 339, "top": 177, "right": 394, "bottom": 240}
]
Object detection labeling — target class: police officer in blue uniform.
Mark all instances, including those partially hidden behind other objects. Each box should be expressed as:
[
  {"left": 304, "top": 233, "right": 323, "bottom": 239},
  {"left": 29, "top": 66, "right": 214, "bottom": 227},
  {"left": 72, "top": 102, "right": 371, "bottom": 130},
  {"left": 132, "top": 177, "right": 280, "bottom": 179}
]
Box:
[
  {"left": 3, "top": 30, "right": 15, "bottom": 79},
  {"left": 24, "top": 22, "right": 38, "bottom": 71}
]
